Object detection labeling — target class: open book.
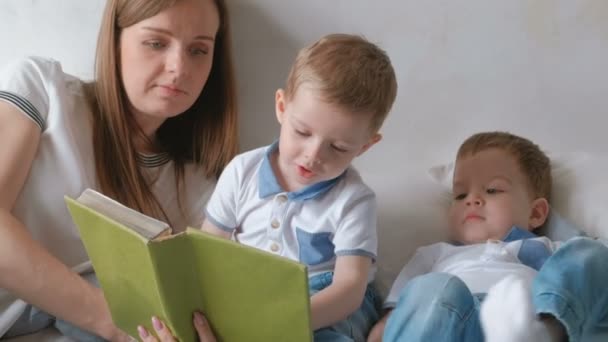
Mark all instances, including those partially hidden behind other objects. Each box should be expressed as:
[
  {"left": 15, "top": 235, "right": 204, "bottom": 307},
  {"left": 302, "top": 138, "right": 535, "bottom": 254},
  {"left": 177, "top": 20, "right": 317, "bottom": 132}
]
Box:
[{"left": 66, "top": 189, "right": 312, "bottom": 342}]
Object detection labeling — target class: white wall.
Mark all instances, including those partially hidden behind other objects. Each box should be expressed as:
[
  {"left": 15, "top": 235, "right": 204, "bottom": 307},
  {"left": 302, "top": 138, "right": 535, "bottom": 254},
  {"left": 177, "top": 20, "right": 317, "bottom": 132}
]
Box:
[{"left": 1, "top": 0, "right": 607, "bottom": 293}]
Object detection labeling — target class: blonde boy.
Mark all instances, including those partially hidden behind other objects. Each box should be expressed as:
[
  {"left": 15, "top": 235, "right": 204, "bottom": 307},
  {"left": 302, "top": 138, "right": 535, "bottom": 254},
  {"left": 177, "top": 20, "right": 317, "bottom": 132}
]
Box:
[
  {"left": 202, "top": 34, "right": 397, "bottom": 341},
  {"left": 370, "top": 132, "right": 608, "bottom": 342}
]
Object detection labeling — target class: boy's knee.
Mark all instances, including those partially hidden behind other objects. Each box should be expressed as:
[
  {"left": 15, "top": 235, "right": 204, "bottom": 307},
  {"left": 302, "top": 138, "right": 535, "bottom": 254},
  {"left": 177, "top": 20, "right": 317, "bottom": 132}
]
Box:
[
  {"left": 398, "top": 273, "right": 473, "bottom": 315},
  {"left": 385, "top": 274, "right": 476, "bottom": 341},
  {"left": 555, "top": 238, "right": 608, "bottom": 271}
]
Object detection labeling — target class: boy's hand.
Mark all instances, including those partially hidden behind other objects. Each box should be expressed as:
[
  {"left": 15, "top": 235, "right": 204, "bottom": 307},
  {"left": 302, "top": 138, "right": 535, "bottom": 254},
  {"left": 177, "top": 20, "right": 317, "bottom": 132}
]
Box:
[{"left": 367, "top": 310, "right": 391, "bottom": 342}]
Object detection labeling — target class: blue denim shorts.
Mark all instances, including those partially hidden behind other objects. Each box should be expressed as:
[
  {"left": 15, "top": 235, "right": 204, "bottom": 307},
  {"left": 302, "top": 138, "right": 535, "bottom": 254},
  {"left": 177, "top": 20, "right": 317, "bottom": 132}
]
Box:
[{"left": 309, "top": 272, "right": 381, "bottom": 342}]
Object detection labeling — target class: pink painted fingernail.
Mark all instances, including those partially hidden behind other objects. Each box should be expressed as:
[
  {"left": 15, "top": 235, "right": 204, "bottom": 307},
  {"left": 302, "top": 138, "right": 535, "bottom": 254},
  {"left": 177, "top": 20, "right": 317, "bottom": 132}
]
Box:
[
  {"left": 194, "top": 312, "right": 204, "bottom": 325},
  {"left": 137, "top": 325, "right": 148, "bottom": 338},
  {"left": 152, "top": 316, "right": 163, "bottom": 331}
]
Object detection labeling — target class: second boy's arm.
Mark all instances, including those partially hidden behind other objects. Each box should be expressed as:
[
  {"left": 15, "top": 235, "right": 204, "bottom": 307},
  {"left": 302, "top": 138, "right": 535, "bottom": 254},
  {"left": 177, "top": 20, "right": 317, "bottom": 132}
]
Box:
[{"left": 310, "top": 255, "right": 371, "bottom": 330}]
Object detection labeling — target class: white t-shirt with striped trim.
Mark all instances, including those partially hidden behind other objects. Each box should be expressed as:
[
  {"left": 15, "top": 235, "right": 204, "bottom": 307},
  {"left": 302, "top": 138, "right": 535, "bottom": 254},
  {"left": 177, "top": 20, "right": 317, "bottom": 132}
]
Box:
[
  {"left": 0, "top": 57, "right": 215, "bottom": 336},
  {"left": 205, "top": 143, "right": 378, "bottom": 281}
]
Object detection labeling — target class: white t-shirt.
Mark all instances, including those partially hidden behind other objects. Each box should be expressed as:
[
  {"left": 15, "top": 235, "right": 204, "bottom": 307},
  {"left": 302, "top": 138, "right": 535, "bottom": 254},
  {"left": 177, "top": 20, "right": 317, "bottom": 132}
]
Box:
[
  {"left": 384, "top": 227, "right": 562, "bottom": 309},
  {"left": 205, "top": 142, "right": 378, "bottom": 280},
  {"left": 0, "top": 57, "right": 215, "bottom": 335}
]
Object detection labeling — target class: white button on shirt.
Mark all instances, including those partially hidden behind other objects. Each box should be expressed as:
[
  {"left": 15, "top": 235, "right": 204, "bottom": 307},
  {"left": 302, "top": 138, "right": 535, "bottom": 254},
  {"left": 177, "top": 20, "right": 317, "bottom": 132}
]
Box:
[
  {"left": 481, "top": 240, "right": 515, "bottom": 262},
  {"left": 204, "top": 142, "right": 378, "bottom": 280}
]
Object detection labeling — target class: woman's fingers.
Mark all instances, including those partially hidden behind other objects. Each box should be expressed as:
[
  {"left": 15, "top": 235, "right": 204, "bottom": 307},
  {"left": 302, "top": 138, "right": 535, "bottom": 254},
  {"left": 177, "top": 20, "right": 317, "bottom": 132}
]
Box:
[
  {"left": 137, "top": 325, "right": 157, "bottom": 342},
  {"left": 193, "top": 312, "right": 217, "bottom": 342},
  {"left": 151, "top": 316, "right": 177, "bottom": 341},
  {"left": 137, "top": 316, "right": 177, "bottom": 342},
  {"left": 136, "top": 314, "right": 214, "bottom": 342}
]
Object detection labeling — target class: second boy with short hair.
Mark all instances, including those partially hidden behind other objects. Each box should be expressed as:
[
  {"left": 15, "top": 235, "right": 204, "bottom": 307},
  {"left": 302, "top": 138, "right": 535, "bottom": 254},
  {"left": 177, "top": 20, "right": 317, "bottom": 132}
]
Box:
[
  {"left": 202, "top": 34, "right": 398, "bottom": 341},
  {"left": 368, "top": 131, "right": 608, "bottom": 342}
]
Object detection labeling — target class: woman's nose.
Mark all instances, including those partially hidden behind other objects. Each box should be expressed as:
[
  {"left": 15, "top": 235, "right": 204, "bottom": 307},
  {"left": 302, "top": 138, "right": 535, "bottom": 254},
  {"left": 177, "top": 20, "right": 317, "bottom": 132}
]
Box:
[{"left": 166, "top": 49, "right": 187, "bottom": 77}]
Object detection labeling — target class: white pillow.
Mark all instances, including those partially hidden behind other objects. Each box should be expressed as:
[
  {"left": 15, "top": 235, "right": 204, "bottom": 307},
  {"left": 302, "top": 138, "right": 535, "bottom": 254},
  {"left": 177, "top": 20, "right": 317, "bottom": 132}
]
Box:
[{"left": 428, "top": 152, "right": 608, "bottom": 240}]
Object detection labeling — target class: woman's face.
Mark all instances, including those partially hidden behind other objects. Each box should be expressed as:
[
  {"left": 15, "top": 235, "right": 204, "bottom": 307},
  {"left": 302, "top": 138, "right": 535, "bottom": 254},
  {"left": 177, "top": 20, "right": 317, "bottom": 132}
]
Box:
[{"left": 119, "top": 0, "right": 220, "bottom": 135}]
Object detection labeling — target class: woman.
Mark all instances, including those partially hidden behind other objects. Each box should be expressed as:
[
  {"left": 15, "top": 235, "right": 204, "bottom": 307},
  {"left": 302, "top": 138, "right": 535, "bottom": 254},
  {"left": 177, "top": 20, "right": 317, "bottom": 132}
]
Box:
[{"left": 0, "top": 0, "right": 237, "bottom": 340}]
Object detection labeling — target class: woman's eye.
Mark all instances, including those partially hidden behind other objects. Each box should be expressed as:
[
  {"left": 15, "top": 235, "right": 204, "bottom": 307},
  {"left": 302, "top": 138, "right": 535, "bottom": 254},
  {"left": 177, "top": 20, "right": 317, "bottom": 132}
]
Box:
[
  {"left": 144, "top": 41, "right": 165, "bottom": 49},
  {"left": 191, "top": 47, "right": 209, "bottom": 56}
]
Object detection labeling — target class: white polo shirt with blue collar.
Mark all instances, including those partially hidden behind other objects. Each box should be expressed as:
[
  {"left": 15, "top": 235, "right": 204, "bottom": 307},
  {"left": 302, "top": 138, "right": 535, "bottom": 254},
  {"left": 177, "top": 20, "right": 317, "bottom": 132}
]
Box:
[
  {"left": 205, "top": 142, "right": 378, "bottom": 280},
  {"left": 384, "top": 227, "right": 563, "bottom": 309}
]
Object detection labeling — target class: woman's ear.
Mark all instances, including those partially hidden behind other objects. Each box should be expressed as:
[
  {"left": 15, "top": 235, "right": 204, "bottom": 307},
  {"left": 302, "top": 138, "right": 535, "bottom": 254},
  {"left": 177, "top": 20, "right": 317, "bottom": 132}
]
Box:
[{"left": 529, "top": 197, "right": 550, "bottom": 229}]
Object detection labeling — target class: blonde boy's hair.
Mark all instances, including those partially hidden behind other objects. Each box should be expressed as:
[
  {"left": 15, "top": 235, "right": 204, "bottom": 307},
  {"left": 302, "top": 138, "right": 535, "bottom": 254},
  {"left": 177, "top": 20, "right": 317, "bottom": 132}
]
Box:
[
  {"left": 285, "top": 34, "right": 398, "bottom": 132},
  {"left": 457, "top": 132, "right": 552, "bottom": 201}
]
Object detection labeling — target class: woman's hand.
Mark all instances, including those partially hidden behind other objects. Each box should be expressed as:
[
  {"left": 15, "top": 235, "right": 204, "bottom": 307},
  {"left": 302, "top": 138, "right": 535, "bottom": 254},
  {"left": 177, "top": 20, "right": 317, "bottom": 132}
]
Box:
[{"left": 137, "top": 312, "right": 216, "bottom": 342}]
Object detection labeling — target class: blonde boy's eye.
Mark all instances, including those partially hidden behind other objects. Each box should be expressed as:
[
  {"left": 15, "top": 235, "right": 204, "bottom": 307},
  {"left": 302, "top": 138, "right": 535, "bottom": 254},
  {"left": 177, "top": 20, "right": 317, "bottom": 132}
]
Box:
[
  {"left": 331, "top": 145, "right": 348, "bottom": 153},
  {"left": 295, "top": 130, "right": 310, "bottom": 137}
]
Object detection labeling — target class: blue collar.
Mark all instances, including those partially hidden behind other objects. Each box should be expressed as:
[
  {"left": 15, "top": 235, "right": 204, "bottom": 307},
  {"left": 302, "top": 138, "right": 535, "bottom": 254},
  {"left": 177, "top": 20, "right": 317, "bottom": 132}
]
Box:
[
  {"left": 502, "top": 226, "right": 538, "bottom": 242},
  {"left": 258, "top": 141, "right": 344, "bottom": 201}
]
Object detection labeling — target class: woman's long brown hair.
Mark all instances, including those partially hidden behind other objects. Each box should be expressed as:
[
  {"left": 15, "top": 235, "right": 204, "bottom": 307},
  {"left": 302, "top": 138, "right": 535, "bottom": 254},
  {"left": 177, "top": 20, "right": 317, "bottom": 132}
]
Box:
[{"left": 84, "top": 0, "right": 238, "bottom": 219}]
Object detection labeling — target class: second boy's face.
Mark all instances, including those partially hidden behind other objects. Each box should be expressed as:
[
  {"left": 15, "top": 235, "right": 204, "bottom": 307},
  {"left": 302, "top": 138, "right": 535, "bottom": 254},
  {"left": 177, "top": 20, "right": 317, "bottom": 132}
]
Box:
[
  {"left": 273, "top": 85, "right": 381, "bottom": 192},
  {"left": 448, "top": 149, "right": 540, "bottom": 244}
]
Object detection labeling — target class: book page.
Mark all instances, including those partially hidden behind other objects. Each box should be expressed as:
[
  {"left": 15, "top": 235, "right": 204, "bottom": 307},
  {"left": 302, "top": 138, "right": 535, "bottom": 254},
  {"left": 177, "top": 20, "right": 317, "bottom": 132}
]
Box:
[{"left": 77, "top": 189, "right": 170, "bottom": 240}]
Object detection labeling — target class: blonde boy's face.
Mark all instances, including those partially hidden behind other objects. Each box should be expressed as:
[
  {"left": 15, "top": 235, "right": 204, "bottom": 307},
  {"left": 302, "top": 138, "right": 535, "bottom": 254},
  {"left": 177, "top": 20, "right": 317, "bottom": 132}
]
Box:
[
  {"left": 273, "top": 85, "right": 381, "bottom": 192},
  {"left": 448, "top": 148, "right": 548, "bottom": 244}
]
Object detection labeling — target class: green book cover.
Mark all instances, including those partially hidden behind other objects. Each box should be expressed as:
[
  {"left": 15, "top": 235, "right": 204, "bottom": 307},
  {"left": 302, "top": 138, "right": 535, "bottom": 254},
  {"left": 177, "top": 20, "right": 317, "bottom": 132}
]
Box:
[{"left": 65, "top": 189, "right": 312, "bottom": 342}]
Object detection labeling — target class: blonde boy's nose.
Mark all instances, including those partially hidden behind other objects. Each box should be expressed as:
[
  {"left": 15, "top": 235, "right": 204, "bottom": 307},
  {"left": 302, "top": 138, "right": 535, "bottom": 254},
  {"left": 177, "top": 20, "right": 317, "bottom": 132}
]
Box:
[{"left": 306, "top": 143, "right": 323, "bottom": 163}]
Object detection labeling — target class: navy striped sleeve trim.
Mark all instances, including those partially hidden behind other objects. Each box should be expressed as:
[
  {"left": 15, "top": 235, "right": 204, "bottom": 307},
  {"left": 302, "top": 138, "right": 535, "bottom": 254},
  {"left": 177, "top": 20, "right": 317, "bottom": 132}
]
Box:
[
  {"left": 204, "top": 208, "right": 236, "bottom": 233},
  {"left": 335, "top": 249, "right": 377, "bottom": 262},
  {"left": 136, "top": 152, "right": 171, "bottom": 168},
  {"left": 0, "top": 91, "right": 45, "bottom": 130}
]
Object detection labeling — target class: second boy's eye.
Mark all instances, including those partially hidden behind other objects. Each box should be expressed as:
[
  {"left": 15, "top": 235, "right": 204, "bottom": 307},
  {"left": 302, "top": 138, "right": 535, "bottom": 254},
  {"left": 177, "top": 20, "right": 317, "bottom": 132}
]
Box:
[
  {"left": 486, "top": 188, "right": 501, "bottom": 194},
  {"left": 454, "top": 193, "right": 466, "bottom": 200}
]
